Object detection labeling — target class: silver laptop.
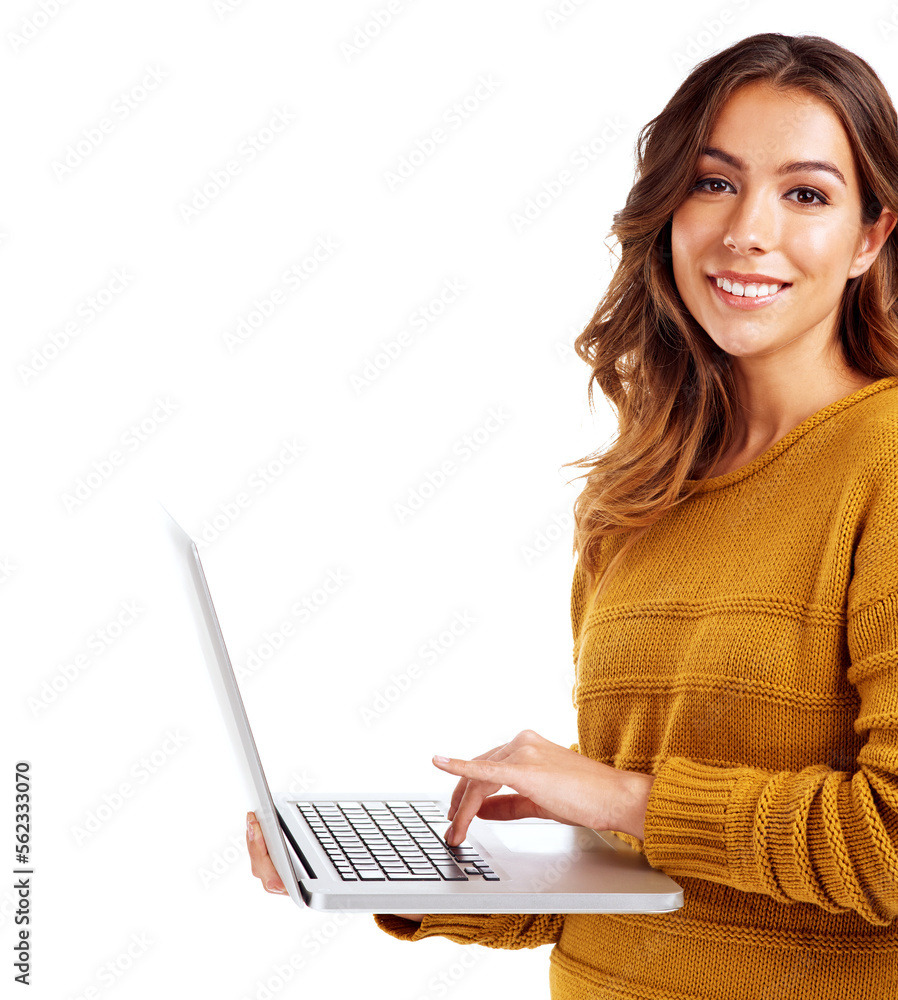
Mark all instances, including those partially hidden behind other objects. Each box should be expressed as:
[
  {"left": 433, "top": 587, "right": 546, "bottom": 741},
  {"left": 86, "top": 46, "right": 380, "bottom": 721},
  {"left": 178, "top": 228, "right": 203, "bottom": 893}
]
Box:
[{"left": 162, "top": 505, "right": 683, "bottom": 914}]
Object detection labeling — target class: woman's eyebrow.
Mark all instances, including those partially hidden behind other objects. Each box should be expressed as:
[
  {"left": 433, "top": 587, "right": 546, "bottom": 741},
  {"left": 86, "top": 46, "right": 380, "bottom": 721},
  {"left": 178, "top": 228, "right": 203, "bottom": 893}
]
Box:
[{"left": 700, "top": 145, "right": 846, "bottom": 186}]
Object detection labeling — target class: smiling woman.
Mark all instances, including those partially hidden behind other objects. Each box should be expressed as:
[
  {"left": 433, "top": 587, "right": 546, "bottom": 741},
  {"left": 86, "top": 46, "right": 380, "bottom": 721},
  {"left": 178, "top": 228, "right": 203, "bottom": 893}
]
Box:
[
  {"left": 563, "top": 32, "right": 898, "bottom": 598},
  {"left": 247, "top": 31, "right": 898, "bottom": 1000}
]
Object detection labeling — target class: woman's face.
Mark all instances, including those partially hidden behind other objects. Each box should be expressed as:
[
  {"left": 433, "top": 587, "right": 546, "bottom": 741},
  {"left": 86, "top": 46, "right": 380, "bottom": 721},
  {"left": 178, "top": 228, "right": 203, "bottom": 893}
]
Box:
[{"left": 671, "top": 81, "right": 882, "bottom": 369}]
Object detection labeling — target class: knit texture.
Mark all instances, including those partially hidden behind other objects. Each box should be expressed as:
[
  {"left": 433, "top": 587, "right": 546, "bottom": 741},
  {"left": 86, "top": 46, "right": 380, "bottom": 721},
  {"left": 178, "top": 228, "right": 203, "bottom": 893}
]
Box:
[{"left": 374, "top": 376, "right": 898, "bottom": 999}]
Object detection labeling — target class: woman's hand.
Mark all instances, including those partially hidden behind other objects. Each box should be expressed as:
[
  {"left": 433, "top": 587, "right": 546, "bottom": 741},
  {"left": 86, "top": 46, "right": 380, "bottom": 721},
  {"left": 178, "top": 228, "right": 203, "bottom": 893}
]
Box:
[
  {"left": 246, "top": 811, "right": 289, "bottom": 895},
  {"left": 433, "top": 730, "right": 655, "bottom": 846},
  {"left": 246, "top": 811, "right": 424, "bottom": 922}
]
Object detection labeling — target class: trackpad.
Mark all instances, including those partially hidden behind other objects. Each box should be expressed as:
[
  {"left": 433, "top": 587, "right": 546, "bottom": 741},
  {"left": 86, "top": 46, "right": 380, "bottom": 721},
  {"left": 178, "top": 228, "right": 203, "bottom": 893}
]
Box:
[{"left": 488, "top": 822, "right": 607, "bottom": 854}]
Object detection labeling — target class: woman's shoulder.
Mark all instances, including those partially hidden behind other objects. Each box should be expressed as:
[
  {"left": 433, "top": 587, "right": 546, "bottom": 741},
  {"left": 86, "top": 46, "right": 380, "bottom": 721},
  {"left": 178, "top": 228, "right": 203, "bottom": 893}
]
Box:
[{"left": 844, "top": 378, "right": 898, "bottom": 451}]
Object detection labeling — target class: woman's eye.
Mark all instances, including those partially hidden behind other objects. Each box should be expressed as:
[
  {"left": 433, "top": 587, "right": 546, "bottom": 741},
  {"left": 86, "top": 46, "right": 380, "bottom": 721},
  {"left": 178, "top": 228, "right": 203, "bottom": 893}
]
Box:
[
  {"left": 692, "top": 178, "right": 731, "bottom": 194},
  {"left": 788, "top": 187, "right": 828, "bottom": 206}
]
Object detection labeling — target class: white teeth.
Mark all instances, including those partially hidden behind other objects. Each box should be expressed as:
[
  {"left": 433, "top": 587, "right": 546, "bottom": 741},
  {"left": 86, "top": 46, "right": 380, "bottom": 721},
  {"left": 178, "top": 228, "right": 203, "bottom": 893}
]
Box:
[{"left": 715, "top": 277, "right": 782, "bottom": 297}]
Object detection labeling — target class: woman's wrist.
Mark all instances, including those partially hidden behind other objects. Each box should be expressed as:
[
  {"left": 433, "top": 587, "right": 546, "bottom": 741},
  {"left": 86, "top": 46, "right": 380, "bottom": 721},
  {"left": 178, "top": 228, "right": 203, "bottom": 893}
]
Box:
[{"left": 617, "top": 770, "right": 656, "bottom": 841}]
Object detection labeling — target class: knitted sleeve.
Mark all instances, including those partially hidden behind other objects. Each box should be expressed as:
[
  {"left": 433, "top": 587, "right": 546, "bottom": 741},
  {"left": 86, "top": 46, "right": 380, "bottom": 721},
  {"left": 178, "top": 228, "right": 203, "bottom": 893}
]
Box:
[
  {"left": 642, "top": 454, "right": 898, "bottom": 926},
  {"left": 372, "top": 912, "right": 564, "bottom": 948}
]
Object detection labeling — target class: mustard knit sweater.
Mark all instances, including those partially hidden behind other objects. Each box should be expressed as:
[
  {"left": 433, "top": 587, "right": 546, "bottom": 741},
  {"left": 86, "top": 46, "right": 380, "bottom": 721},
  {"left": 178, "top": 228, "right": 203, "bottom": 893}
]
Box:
[{"left": 375, "top": 376, "right": 898, "bottom": 999}]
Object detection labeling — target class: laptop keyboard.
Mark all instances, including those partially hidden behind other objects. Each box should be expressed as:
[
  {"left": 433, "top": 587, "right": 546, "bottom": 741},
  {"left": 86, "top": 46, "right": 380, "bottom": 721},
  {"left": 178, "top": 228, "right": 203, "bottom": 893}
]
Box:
[{"left": 296, "top": 800, "right": 500, "bottom": 882}]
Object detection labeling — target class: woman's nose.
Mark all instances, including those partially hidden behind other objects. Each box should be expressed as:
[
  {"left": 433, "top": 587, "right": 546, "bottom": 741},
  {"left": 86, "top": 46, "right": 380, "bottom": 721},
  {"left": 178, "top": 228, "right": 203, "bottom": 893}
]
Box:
[{"left": 722, "top": 189, "right": 778, "bottom": 255}]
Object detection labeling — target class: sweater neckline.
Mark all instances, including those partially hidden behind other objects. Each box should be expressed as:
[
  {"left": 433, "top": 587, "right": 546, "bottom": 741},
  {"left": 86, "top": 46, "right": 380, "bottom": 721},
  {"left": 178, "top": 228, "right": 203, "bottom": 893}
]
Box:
[{"left": 683, "top": 376, "right": 898, "bottom": 493}]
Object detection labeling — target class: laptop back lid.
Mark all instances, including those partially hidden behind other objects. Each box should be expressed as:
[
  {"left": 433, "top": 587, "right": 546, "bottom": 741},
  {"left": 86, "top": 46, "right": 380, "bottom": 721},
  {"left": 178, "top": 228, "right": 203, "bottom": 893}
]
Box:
[{"left": 160, "top": 504, "right": 306, "bottom": 908}]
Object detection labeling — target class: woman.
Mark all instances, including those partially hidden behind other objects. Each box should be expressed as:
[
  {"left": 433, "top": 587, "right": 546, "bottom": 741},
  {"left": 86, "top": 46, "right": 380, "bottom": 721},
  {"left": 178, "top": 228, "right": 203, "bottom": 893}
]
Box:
[{"left": 248, "top": 32, "right": 898, "bottom": 998}]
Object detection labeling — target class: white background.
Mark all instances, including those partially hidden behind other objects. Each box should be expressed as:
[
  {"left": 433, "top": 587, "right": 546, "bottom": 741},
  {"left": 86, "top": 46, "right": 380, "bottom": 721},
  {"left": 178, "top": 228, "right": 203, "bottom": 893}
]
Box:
[{"left": 5, "top": 1, "right": 898, "bottom": 998}]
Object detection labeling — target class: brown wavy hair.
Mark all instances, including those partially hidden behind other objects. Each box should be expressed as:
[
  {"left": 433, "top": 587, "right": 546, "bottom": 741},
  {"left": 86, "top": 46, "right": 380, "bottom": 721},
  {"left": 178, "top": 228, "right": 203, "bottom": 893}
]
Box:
[{"left": 564, "top": 31, "right": 898, "bottom": 602}]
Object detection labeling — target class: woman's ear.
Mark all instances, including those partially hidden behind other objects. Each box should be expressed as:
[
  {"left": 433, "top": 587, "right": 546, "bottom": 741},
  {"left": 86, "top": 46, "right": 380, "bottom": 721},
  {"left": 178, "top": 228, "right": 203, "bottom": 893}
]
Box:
[{"left": 849, "top": 207, "right": 898, "bottom": 279}]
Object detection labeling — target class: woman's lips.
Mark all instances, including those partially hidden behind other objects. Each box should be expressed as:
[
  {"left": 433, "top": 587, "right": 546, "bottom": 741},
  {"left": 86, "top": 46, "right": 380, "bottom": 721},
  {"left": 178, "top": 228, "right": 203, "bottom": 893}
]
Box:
[{"left": 707, "top": 274, "right": 791, "bottom": 310}]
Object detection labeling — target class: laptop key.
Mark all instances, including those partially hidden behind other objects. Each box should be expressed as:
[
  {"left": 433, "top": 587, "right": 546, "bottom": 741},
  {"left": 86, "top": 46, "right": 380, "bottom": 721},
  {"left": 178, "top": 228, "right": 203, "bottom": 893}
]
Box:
[
  {"left": 386, "top": 872, "right": 441, "bottom": 881},
  {"left": 435, "top": 865, "right": 468, "bottom": 881}
]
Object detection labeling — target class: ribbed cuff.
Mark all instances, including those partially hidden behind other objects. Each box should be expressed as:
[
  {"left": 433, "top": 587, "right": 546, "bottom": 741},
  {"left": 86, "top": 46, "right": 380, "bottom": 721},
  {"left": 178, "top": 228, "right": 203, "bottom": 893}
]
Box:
[{"left": 642, "top": 756, "right": 769, "bottom": 892}]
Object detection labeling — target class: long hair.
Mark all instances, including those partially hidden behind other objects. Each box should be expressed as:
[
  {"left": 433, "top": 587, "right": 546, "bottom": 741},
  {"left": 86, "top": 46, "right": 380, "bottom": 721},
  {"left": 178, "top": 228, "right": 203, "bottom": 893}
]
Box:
[{"left": 564, "top": 32, "right": 898, "bottom": 602}]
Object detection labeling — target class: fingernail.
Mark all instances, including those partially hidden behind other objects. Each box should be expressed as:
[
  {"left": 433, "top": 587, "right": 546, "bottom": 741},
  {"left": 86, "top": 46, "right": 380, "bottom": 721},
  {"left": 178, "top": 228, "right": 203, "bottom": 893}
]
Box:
[
  {"left": 267, "top": 880, "right": 286, "bottom": 894},
  {"left": 433, "top": 755, "right": 450, "bottom": 764},
  {"left": 445, "top": 824, "right": 455, "bottom": 842},
  {"left": 246, "top": 815, "right": 254, "bottom": 841}
]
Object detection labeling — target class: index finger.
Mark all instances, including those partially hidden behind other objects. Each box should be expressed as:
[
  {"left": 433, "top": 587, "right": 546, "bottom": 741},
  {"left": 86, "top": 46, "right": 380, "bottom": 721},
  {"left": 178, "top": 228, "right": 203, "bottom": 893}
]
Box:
[
  {"left": 446, "top": 744, "right": 506, "bottom": 820},
  {"left": 434, "top": 756, "right": 512, "bottom": 845}
]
